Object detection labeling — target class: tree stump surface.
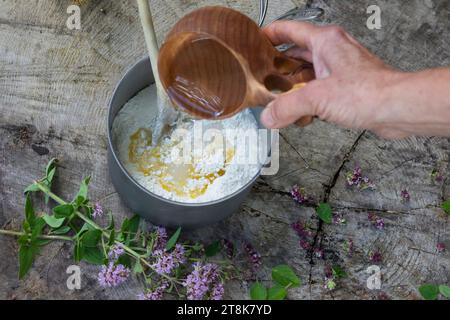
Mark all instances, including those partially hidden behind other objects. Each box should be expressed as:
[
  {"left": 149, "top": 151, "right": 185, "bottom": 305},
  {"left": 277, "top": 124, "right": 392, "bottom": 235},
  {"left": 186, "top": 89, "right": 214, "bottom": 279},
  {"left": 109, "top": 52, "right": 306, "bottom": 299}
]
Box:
[{"left": 0, "top": 0, "right": 449, "bottom": 300}]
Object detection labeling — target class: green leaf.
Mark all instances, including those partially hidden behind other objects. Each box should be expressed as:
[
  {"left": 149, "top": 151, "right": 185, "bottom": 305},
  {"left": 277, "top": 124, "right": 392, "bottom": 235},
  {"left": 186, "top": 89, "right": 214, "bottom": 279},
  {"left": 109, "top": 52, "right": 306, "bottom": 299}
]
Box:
[
  {"left": 75, "top": 176, "right": 91, "bottom": 202},
  {"left": 31, "top": 218, "right": 45, "bottom": 242},
  {"left": 267, "top": 285, "right": 287, "bottom": 300},
  {"left": 24, "top": 183, "right": 40, "bottom": 193},
  {"left": 250, "top": 282, "right": 267, "bottom": 300},
  {"left": 53, "top": 204, "right": 74, "bottom": 218},
  {"left": 24, "top": 195, "right": 35, "bottom": 227},
  {"left": 108, "top": 229, "right": 116, "bottom": 246},
  {"left": 419, "top": 284, "right": 439, "bottom": 300},
  {"left": 192, "top": 243, "right": 203, "bottom": 252},
  {"left": 43, "top": 214, "right": 65, "bottom": 229},
  {"left": 272, "top": 265, "right": 300, "bottom": 287},
  {"left": 332, "top": 265, "right": 347, "bottom": 279},
  {"left": 107, "top": 213, "right": 115, "bottom": 230},
  {"left": 205, "top": 240, "right": 222, "bottom": 257},
  {"left": 74, "top": 241, "right": 85, "bottom": 262},
  {"left": 118, "top": 217, "right": 130, "bottom": 242},
  {"left": 83, "top": 247, "right": 105, "bottom": 265},
  {"left": 316, "top": 203, "right": 332, "bottom": 224},
  {"left": 442, "top": 201, "right": 450, "bottom": 214},
  {"left": 117, "top": 254, "right": 132, "bottom": 268},
  {"left": 81, "top": 230, "right": 102, "bottom": 247},
  {"left": 18, "top": 243, "right": 38, "bottom": 279},
  {"left": 36, "top": 239, "right": 51, "bottom": 246},
  {"left": 126, "top": 215, "right": 140, "bottom": 244},
  {"left": 165, "top": 227, "right": 181, "bottom": 251},
  {"left": 133, "top": 261, "right": 144, "bottom": 274},
  {"left": 439, "top": 285, "right": 450, "bottom": 298},
  {"left": 52, "top": 226, "right": 71, "bottom": 235},
  {"left": 46, "top": 167, "right": 56, "bottom": 185},
  {"left": 45, "top": 158, "right": 58, "bottom": 177}
]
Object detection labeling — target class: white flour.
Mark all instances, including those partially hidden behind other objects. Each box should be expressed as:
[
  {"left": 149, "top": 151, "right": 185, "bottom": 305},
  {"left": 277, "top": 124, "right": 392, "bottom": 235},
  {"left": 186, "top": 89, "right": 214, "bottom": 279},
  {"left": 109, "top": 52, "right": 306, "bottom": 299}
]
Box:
[{"left": 112, "top": 85, "right": 262, "bottom": 203}]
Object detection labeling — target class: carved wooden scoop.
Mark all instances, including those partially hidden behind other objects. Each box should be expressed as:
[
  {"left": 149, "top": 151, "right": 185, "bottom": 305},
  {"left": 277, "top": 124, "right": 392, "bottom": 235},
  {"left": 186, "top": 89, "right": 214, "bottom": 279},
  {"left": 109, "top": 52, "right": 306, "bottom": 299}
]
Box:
[{"left": 158, "top": 6, "right": 315, "bottom": 125}]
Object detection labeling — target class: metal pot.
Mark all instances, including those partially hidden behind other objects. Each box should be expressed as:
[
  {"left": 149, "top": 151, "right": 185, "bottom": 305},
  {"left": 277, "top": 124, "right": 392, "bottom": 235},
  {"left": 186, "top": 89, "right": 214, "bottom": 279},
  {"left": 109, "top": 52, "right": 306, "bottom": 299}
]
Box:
[
  {"left": 107, "top": 57, "right": 269, "bottom": 229},
  {"left": 107, "top": 2, "right": 272, "bottom": 229}
]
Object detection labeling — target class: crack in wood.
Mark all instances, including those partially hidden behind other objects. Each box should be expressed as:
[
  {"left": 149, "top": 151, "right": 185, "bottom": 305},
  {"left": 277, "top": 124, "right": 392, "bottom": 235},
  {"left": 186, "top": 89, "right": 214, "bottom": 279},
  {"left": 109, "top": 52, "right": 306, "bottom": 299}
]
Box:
[
  {"left": 307, "top": 130, "right": 366, "bottom": 286},
  {"left": 279, "top": 132, "right": 329, "bottom": 177}
]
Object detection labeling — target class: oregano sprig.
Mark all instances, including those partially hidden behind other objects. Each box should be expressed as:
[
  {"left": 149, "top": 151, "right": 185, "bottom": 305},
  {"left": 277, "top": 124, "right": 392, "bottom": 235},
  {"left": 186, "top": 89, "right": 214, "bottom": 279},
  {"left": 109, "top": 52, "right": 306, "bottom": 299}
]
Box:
[{"left": 0, "top": 159, "right": 239, "bottom": 299}]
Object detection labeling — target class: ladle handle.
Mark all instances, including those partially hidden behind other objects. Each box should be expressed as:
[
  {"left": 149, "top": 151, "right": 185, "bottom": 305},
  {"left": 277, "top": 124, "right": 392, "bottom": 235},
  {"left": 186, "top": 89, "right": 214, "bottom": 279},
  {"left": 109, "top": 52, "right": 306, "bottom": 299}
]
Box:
[
  {"left": 260, "top": 58, "right": 315, "bottom": 127},
  {"left": 280, "top": 83, "right": 314, "bottom": 127}
]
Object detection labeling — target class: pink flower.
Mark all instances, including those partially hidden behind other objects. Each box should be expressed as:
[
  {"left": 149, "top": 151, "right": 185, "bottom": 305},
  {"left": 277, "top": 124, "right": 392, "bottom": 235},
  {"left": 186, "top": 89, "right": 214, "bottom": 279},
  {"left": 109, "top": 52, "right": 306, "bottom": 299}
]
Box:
[
  {"left": 369, "top": 250, "right": 383, "bottom": 264},
  {"left": 138, "top": 282, "right": 168, "bottom": 300},
  {"left": 400, "top": 189, "right": 410, "bottom": 202},
  {"left": 368, "top": 213, "right": 385, "bottom": 230},
  {"left": 291, "top": 220, "right": 314, "bottom": 238},
  {"left": 98, "top": 263, "right": 130, "bottom": 287},
  {"left": 183, "top": 262, "right": 222, "bottom": 300},
  {"left": 290, "top": 185, "right": 310, "bottom": 204},
  {"left": 437, "top": 242, "right": 446, "bottom": 253},
  {"left": 92, "top": 202, "right": 103, "bottom": 219},
  {"left": 244, "top": 243, "right": 261, "bottom": 272},
  {"left": 154, "top": 227, "right": 168, "bottom": 250},
  {"left": 346, "top": 166, "right": 375, "bottom": 190}
]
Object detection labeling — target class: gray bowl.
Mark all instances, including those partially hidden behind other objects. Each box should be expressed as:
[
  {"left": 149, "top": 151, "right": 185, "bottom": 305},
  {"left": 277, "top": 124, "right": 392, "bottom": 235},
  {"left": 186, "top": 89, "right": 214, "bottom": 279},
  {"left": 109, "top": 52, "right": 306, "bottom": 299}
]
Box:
[{"left": 107, "top": 57, "right": 269, "bottom": 229}]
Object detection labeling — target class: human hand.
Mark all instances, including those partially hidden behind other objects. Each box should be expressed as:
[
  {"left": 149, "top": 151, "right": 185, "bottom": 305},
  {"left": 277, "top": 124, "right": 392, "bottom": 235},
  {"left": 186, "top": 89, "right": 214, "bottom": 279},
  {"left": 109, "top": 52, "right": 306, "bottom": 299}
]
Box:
[{"left": 260, "top": 21, "right": 406, "bottom": 138}]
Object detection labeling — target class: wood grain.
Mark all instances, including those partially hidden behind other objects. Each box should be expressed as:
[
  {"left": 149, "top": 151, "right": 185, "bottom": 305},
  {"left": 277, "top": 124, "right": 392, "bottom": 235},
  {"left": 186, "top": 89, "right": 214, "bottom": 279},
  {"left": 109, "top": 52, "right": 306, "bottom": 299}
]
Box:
[{"left": 0, "top": 0, "right": 449, "bottom": 300}]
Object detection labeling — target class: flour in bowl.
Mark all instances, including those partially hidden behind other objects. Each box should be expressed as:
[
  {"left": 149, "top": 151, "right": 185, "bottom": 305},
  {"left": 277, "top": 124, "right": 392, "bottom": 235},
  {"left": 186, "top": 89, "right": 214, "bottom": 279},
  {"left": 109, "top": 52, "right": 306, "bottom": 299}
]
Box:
[{"left": 112, "top": 84, "right": 263, "bottom": 203}]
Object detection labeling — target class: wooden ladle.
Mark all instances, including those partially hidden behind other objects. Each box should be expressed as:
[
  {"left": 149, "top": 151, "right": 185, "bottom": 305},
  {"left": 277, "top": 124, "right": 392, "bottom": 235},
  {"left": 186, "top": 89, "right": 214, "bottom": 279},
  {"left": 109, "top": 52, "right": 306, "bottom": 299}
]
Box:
[{"left": 158, "top": 6, "right": 315, "bottom": 125}]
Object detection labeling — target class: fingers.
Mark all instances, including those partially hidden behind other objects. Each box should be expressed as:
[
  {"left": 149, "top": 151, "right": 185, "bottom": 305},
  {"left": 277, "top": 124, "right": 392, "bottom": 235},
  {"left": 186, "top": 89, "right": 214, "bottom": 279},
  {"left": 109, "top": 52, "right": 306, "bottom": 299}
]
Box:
[
  {"left": 260, "top": 81, "right": 320, "bottom": 129},
  {"left": 284, "top": 46, "right": 313, "bottom": 63},
  {"left": 263, "top": 20, "right": 319, "bottom": 50}
]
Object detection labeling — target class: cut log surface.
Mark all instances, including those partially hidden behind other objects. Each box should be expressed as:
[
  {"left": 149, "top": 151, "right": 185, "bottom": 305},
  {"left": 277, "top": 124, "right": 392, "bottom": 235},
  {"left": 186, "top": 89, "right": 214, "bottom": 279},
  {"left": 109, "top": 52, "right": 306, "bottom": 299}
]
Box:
[{"left": 0, "top": 0, "right": 449, "bottom": 300}]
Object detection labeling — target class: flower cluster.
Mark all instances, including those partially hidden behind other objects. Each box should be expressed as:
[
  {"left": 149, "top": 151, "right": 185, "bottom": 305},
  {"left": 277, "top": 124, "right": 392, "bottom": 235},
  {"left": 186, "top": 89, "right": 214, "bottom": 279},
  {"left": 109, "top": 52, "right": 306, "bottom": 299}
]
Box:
[
  {"left": 154, "top": 227, "right": 168, "bottom": 250},
  {"left": 292, "top": 220, "right": 314, "bottom": 251},
  {"left": 138, "top": 282, "right": 168, "bottom": 300},
  {"left": 323, "top": 266, "right": 336, "bottom": 291},
  {"left": 108, "top": 243, "right": 124, "bottom": 261},
  {"left": 290, "top": 185, "right": 310, "bottom": 204},
  {"left": 183, "top": 262, "right": 223, "bottom": 300},
  {"left": 437, "top": 242, "right": 446, "bottom": 253},
  {"left": 244, "top": 243, "right": 262, "bottom": 273},
  {"left": 211, "top": 283, "right": 225, "bottom": 300},
  {"left": 333, "top": 213, "right": 346, "bottom": 225},
  {"left": 400, "top": 189, "right": 410, "bottom": 202},
  {"left": 369, "top": 249, "right": 383, "bottom": 264},
  {"left": 368, "top": 213, "right": 385, "bottom": 230},
  {"left": 222, "top": 239, "right": 234, "bottom": 260},
  {"left": 92, "top": 202, "right": 103, "bottom": 219},
  {"left": 98, "top": 263, "right": 130, "bottom": 287},
  {"left": 291, "top": 220, "right": 314, "bottom": 238},
  {"left": 346, "top": 167, "right": 375, "bottom": 190},
  {"left": 151, "top": 244, "right": 186, "bottom": 275},
  {"left": 314, "top": 247, "right": 324, "bottom": 259},
  {"left": 300, "top": 239, "right": 311, "bottom": 250},
  {"left": 431, "top": 169, "right": 444, "bottom": 183}
]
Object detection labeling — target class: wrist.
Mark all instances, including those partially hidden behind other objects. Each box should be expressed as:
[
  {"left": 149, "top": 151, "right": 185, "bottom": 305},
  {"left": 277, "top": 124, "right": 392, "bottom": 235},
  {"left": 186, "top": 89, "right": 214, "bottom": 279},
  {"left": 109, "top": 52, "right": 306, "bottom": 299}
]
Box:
[{"left": 368, "top": 69, "right": 410, "bottom": 135}]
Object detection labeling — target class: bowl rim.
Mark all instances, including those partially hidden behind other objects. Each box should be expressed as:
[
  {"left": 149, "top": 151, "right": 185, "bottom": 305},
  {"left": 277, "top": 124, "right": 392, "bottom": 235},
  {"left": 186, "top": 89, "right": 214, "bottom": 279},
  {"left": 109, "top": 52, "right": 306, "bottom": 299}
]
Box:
[{"left": 107, "top": 57, "right": 265, "bottom": 207}]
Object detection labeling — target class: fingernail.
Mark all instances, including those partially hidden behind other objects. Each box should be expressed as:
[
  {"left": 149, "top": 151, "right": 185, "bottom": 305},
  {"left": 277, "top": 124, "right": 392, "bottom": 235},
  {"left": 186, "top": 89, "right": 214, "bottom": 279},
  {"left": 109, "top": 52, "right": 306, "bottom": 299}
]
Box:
[{"left": 261, "top": 103, "right": 275, "bottom": 128}]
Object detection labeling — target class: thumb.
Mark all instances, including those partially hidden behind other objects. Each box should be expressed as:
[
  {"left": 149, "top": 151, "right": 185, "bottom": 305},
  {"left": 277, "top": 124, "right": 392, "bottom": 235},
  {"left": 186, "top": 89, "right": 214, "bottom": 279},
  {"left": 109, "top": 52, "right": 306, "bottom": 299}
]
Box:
[{"left": 260, "top": 82, "right": 319, "bottom": 128}]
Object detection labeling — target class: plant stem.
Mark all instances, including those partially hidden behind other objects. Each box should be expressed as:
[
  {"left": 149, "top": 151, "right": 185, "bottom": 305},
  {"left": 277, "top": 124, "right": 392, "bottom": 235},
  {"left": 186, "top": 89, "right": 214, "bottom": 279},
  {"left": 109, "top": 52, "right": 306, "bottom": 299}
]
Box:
[
  {"left": 0, "top": 229, "right": 72, "bottom": 241},
  {"left": 33, "top": 181, "right": 183, "bottom": 285}
]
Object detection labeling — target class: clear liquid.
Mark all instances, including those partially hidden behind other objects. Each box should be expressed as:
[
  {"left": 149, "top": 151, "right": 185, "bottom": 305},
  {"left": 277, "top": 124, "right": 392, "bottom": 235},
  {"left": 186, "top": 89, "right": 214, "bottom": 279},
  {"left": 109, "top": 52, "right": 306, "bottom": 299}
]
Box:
[{"left": 167, "top": 75, "right": 224, "bottom": 119}]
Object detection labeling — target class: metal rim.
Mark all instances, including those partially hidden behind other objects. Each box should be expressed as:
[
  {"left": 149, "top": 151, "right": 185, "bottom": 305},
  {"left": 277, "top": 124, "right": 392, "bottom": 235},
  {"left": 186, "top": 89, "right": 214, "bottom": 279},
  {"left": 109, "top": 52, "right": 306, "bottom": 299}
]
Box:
[{"left": 258, "top": 0, "right": 269, "bottom": 27}]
